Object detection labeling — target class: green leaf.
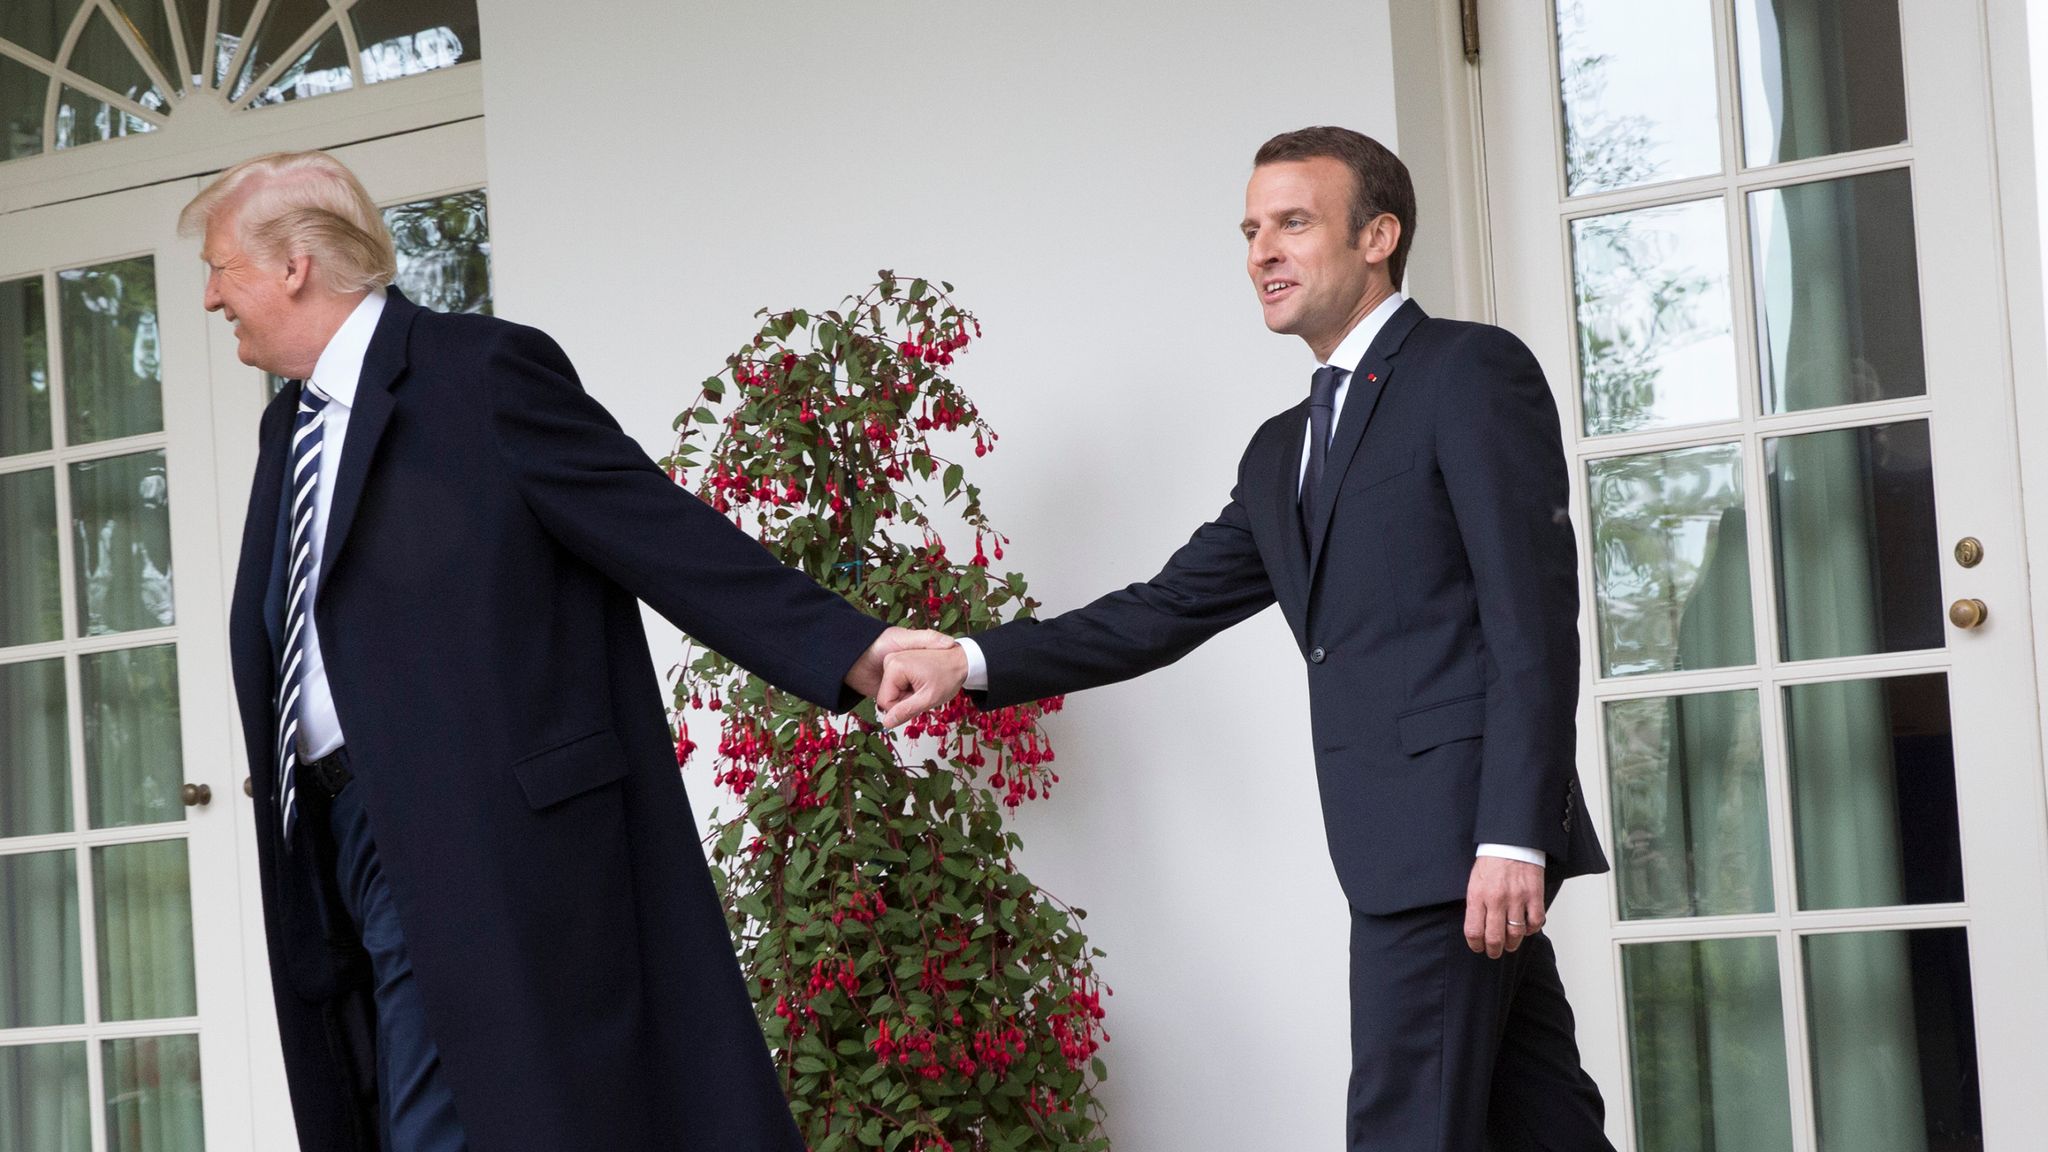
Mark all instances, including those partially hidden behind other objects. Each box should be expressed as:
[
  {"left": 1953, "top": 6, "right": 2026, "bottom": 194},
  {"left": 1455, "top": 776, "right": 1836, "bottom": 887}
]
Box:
[{"left": 942, "top": 463, "right": 964, "bottom": 498}]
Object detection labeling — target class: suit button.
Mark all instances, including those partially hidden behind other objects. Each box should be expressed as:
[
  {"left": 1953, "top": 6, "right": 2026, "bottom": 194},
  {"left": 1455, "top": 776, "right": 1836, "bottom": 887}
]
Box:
[{"left": 1309, "top": 646, "right": 1327, "bottom": 664}]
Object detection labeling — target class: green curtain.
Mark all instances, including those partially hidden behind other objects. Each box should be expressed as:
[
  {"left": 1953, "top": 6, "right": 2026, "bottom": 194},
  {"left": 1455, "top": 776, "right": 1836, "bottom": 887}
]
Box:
[{"left": 1758, "top": 1, "right": 1922, "bottom": 1147}]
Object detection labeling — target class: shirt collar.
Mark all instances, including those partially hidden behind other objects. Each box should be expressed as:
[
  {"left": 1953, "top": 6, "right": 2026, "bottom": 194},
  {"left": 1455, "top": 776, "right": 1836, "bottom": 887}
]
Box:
[
  {"left": 1319, "top": 291, "right": 1407, "bottom": 377},
  {"left": 308, "top": 288, "right": 388, "bottom": 407}
]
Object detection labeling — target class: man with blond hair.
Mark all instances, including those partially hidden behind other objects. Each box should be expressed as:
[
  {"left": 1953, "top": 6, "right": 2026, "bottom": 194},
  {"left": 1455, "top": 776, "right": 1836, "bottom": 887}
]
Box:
[{"left": 189, "top": 150, "right": 948, "bottom": 1152}]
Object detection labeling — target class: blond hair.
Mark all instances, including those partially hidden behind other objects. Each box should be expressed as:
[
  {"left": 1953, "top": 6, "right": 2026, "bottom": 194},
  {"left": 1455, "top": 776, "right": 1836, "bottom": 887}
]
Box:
[{"left": 179, "top": 150, "right": 397, "bottom": 294}]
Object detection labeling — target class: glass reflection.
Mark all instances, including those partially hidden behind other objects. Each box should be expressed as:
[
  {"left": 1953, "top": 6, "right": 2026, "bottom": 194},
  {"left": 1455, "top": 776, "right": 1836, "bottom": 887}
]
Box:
[
  {"left": 352, "top": 0, "right": 482, "bottom": 84},
  {"left": 226, "top": 0, "right": 331, "bottom": 103},
  {"left": 1606, "top": 690, "right": 1771, "bottom": 920},
  {"left": 0, "top": 1041, "right": 89, "bottom": 1152},
  {"left": 70, "top": 450, "right": 176, "bottom": 637},
  {"left": 1784, "top": 674, "right": 1962, "bottom": 911},
  {"left": 1, "top": 1, "right": 89, "bottom": 62},
  {"left": 1738, "top": 0, "right": 1907, "bottom": 167},
  {"left": 0, "top": 467, "right": 64, "bottom": 647},
  {"left": 93, "top": 838, "right": 198, "bottom": 1021},
  {"left": 1, "top": 275, "right": 51, "bottom": 456},
  {"left": 53, "top": 85, "right": 157, "bottom": 150},
  {"left": 1, "top": 657, "right": 71, "bottom": 838},
  {"left": 1623, "top": 936, "right": 1794, "bottom": 1152},
  {"left": 1804, "top": 928, "right": 1981, "bottom": 1151},
  {"left": 0, "top": 849, "right": 84, "bottom": 1028},
  {"left": 59, "top": 257, "right": 162, "bottom": 445},
  {"left": 387, "top": 189, "right": 494, "bottom": 315},
  {"left": 1589, "top": 443, "right": 1755, "bottom": 677},
  {"left": 82, "top": 644, "right": 186, "bottom": 829},
  {"left": 245, "top": 20, "right": 354, "bottom": 108},
  {"left": 1753, "top": 170, "right": 1924, "bottom": 413},
  {"left": 0, "top": 53, "right": 44, "bottom": 162},
  {"left": 104, "top": 1034, "right": 204, "bottom": 1152},
  {"left": 1572, "top": 198, "right": 1738, "bottom": 435},
  {"left": 1767, "top": 420, "right": 1940, "bottom": 661},
  {"left": 1558, "top": 0, "right": 1721, "bottom": 195}
]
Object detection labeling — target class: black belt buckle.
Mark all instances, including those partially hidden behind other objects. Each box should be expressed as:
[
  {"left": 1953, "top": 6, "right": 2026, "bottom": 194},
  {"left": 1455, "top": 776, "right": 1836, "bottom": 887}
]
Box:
[{"left": 302, "top": 748, "right": 353, "bottom": 800}]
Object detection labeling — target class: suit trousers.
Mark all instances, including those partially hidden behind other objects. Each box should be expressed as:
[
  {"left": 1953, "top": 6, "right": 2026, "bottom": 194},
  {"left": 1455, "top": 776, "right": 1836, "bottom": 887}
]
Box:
[
  {"left": 1346, "top": 895, "right": 1613, "bottom": 1152},
  {"left": 322, "top": 754, "right": 470, "bottom": 1152}
]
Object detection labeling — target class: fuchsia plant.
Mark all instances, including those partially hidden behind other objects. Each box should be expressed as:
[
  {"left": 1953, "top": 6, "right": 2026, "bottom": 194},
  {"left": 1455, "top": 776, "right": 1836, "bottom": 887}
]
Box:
[{"left": 665, "top": 274, "right": 1111, "bottom": 1152}]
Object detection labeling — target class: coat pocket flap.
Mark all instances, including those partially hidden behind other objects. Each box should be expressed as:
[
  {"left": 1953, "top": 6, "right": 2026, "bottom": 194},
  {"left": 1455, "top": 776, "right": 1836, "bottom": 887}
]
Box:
[
  {"left": 1397, "top": 694, "right": 1485, "bottom": 755},
  {"left": 512, "top": 729, "right": 628, "bottom": 810},
  {"left": 1341, "top": 449, "right": 1416, "bottom": 494}
]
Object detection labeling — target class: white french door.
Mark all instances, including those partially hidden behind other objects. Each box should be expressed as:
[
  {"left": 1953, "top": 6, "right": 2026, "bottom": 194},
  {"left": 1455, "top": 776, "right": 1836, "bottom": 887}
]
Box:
[
  {"left": 0, "top": 177, "right": 253, "bottom": 1152},
  {"left": 1479, "top": 1, "right": 2048, "bottom": 1149}
]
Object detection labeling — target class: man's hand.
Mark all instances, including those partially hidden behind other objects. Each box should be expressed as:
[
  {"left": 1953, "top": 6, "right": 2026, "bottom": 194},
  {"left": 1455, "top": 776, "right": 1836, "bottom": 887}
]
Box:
[
  {"left": 845, "top": 627, "right": 957, "bottom": 699},
  {"left": 876, "top": 646, "right": 970, "bottom": 727},
  {"left": 1464, "top": 856, "right": 1546, "bottom": 959}
]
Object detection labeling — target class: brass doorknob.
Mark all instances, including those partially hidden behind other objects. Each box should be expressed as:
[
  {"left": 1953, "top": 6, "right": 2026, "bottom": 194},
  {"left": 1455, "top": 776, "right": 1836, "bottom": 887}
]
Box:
[
  {"left": 243, "top": 776, "right": 253, "bottom": 798},
  {"left": 180, "top": 783, "right": 212, "bottom": 807},
  {"left": 1949, "top": 599, "right": 1988, "bottom": 629}
]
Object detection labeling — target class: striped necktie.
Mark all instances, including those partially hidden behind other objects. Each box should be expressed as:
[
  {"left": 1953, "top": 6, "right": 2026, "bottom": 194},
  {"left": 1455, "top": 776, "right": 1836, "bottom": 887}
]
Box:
[{"left": 276, "top": 383, "right": 332, "bottom": 846}]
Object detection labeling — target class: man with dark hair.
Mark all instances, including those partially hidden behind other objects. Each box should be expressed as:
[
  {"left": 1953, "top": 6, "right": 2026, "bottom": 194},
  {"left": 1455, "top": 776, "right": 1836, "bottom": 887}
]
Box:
[{"left": 877, "top": 127, "right": 1616, "bottom": 1150}]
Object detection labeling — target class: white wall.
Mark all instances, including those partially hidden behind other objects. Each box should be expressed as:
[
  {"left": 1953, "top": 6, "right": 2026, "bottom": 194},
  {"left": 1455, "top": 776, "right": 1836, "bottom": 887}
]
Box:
[{"left": 477, "top": 2, "right": 1397, "bottom": 1146}]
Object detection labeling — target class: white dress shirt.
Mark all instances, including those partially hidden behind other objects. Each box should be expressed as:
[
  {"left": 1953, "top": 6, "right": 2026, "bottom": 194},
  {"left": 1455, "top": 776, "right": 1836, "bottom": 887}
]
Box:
[
  {"left": 293, "top": 288, "right": 387, "bottom": 760},
  {"left": 957, "top": 292, "right": 1543, "bottom": 867}
]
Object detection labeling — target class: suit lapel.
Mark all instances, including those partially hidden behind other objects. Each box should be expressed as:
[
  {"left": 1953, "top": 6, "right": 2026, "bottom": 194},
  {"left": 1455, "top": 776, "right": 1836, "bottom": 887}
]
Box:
[
  {"left": 1269, "top": 398, "right": 1312, "bottom": 607},
  {"left": 318, "top": 289, "right": 417, "bottom": 587},
  {"left": 1306, "top": 298, "right": 1426, "bottom": 577}
]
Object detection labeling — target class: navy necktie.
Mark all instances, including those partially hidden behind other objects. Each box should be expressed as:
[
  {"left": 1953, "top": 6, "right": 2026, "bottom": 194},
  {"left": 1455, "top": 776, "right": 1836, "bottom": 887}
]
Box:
[
  {"left": 1299, "top": 366, "right": 1344, "bottom": 540},
  {"left": 276, "top": 384, "right": 331, "bottom": 846}
]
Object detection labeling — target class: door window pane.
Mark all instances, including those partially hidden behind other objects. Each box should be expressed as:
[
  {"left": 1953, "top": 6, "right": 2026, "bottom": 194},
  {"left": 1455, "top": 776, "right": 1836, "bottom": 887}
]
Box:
[
  {"left": 1607, "top": 690, "right": 1772, "bottom": 919},
  {"left": 70, "top": 449, "right": 175, "bottom": 637},
  {"left": 353, "top": 0, "right": 482, "bottom": 84},
  {"left": 1557, "top": 0, "right": 1721, "bottom": 195},
  {"left": 1767, "top": 420, "right": 1940, "bottom": 661},
  {"left": 54, "top": 85, "right": 158, "bottom": 149},
  {"left": 225, "top": 0, "right": 330, "bottom": 103},
  {"left": 0, "top": 467, "right": 63, "bottom": 647},
  {"left": 58, "top": 257, "right": 162, "bottom": 444},
  {"left": 0, "top": 1, "right": 89, "bottom": 62},
  {"left": 1572, "top": 198, "right": 1739, "bottom": 435},
  {"left": 92, "top": 838, "right": 197, "bottom": 1021},
  {"left": 0, "top": 848, "right": 84, "bottom": 1028},
  {"left": 1738, "top": 0, "right": 1906, "bottom": 167},
  {"left": 1589, "top": 444, "right": 1755, "bottom": 676},
  {"left": 244, "top": 20, "right": 353, "bottom": 108},
  {"left": 104, "top": 1034, "right": 205, "bottom": 1152},
  {"left": 388, "top": 189, "right": 493, "bottom": 315},
  {"left": 109, "top": 0, "right": 182, "bottom": 94},
  {"left": 0, "top": 657, "right": 71, "bottom": 838},
  {"left": 0, "top": 54, "right": 46, "bottom": 162},
  {"left": 66, "top": 8, "right": 168, "bottom": 116},
  {"left": 1784, "top": 674, "right": 1962, "bottom": 910},
  {"left": 0, "top": 1041, "right": 89, "bottom": 1152},
  {"left": 0, "top": 275, "right": 51, "bottom": 455},
  {"left": 81, "top": 644, "right": 185, "bottom": 829},
  {"left": 1623, "top": 935, "right": 1794, "bottom": 1152},
  {"left": 1804, "top": 928, "right": 1981, "bottom": 1151},
  {"left": 1752, "top": 170, "right": 1924, "bottom": 413}
]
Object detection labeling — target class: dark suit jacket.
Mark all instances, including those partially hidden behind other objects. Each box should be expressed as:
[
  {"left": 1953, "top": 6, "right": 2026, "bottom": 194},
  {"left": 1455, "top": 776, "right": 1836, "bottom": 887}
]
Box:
[
  {"left": 972, "top": 301, "right": 1607, "bottom": 914},
  {"left": 227, "top": 288, "right": 885, "bottom": 1151}
]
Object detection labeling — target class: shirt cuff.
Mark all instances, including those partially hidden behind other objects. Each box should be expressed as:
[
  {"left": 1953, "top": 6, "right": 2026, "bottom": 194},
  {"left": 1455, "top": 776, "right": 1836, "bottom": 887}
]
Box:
[
  {"left": 957, "top": 636, "right": 990, "bottom": 691},
  {"left": 1476, "top": 843, "right": 1547, "bottom": 868}
]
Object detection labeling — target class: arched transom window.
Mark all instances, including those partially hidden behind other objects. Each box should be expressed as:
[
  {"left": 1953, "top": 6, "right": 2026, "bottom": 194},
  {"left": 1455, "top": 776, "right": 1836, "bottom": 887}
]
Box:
[{"left": 0, "top": 0, "right": 481, "bottom": 164}]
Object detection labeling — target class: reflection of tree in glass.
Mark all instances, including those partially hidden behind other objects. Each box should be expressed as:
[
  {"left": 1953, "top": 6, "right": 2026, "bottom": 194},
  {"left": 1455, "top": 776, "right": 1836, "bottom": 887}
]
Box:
[
  {"left": 1558, "top": 0, "right": 1661, "bottom": 195},
  {"left": 58, "top": 258, "right": 161, "bottom": 443},
  {"left": 1573, "top": 208, "right": 1717, "bottom": 437},
  {"left": 385, "top": 190, "right": 492, "bottom": 316},
  {"left": 1590, "top": 445, "right": 1745, "bottom": 677}
]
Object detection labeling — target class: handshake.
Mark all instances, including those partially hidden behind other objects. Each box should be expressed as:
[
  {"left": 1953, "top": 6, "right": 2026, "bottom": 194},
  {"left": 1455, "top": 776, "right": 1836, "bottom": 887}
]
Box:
[{"left": 846, "top": 627, "right": 975, "bottom": 727}]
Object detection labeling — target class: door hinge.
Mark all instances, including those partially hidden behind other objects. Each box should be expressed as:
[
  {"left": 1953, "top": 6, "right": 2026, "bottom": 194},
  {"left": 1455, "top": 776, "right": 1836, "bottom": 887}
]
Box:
[{"left": 1462, "top": 0, "right": 1481, "bottom": 62}]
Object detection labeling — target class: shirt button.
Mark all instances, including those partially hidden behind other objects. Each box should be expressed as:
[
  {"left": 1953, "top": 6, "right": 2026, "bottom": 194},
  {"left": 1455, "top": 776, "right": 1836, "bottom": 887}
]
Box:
[{"left": 1309, "top": 646, "right": 1326, "bottom": 664}]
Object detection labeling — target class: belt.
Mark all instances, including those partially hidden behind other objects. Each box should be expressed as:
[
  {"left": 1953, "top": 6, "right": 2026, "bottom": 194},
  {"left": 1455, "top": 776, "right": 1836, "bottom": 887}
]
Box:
[{"left": 300, "top": 747, "right": 353, "bottom": 800}]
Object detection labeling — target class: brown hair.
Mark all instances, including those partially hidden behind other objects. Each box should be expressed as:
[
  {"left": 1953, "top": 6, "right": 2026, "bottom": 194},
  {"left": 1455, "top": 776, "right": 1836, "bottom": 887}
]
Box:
[{"left": 1254, "top": 127, "right": 1416, "bottom": 286}]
